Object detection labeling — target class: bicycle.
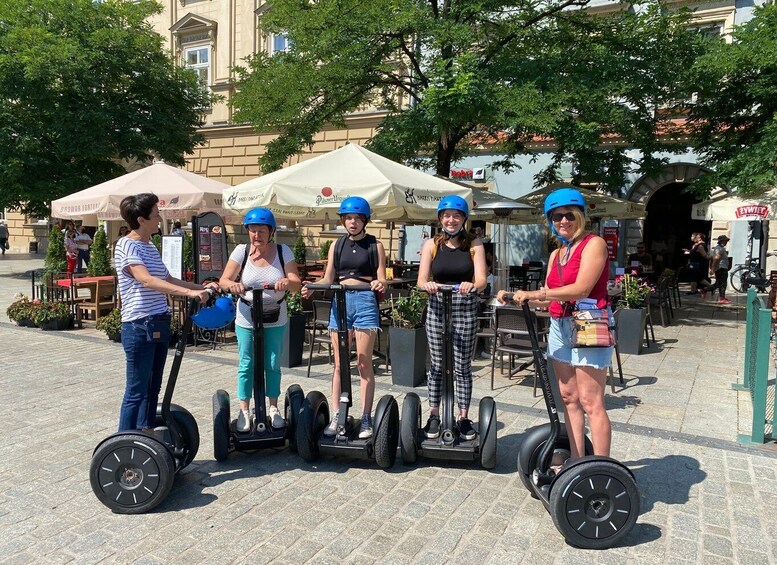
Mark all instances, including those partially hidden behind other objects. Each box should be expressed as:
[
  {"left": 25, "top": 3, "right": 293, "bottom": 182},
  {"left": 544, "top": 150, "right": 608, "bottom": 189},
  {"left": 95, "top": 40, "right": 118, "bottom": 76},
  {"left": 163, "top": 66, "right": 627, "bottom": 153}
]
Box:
[{"left": 729, "top": 251, "right": 777, "bottom": 293}]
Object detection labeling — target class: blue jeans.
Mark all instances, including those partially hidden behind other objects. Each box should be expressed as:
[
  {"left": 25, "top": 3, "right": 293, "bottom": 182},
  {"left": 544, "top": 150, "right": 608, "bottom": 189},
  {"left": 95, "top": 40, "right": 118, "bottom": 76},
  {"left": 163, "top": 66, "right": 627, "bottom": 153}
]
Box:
[
  {"left": 235, "top": 324, "right": 286, "bottom": 401},
  {"left": 118, "top": 315, "right": 171, "bottom": 431},
  {"left": 76, "top": 248, "right": 90, "bottom": 273}
]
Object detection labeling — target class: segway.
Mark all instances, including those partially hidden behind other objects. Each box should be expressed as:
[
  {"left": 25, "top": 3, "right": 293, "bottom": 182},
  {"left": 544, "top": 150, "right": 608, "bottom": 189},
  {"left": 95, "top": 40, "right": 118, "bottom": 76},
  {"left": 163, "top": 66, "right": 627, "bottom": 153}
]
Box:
[
  {"left": 400, "top": 285, "right": 497, "bottom": 469},
  {"left": 212, "top": 286, "right": 304, "bottom": 460},
  {"left": 89, "top": 295, "right": 205, "bottom": 514},
  {"left": 513, "top": 299, "right": 639, "bottom": 549},
  {"left": 296, "top": 283, "right": 399, "bottom": 469}
]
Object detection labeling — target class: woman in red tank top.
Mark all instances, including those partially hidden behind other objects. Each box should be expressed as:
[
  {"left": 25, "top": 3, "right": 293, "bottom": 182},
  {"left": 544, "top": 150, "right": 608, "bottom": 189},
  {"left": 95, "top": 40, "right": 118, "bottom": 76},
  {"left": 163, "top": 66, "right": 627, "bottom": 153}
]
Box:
[{"left": 497, "top": 188, "right": 612, "bottom": 464}]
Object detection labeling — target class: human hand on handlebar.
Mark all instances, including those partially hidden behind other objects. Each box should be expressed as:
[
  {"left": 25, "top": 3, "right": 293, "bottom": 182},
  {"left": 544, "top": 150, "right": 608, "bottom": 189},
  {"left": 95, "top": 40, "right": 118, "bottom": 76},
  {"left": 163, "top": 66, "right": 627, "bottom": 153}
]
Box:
[
  {"left": 457, "top": 281, "right": 475, "bottom": 294},
  {"left": 227, "top": 281, "right": 246, "bottom": 296},
  {"left": 370, "top": 279, "right": 385, "bottom": 293},
  {"left": 274, "top": 278, "right": 290, "bottom": 292},
  {"left": 420, "top": 281, "right": 439, "bottom": 294}
]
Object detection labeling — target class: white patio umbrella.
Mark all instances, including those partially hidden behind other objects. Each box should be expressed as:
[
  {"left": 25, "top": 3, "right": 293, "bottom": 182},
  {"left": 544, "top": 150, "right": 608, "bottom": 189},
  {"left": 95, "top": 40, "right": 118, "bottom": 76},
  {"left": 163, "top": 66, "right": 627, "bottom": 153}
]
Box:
[
  {"left": 691, "top": 188, "right": 777, "bottom": 221},
  {"left": 517, "top": 183, "right": 646, "bottom": 219},
  {"left": 223, "top": 144, "right": 473, "bottom": 221},
  {"left": 51, "top": 162, "right": 230, "bottom": 221}
]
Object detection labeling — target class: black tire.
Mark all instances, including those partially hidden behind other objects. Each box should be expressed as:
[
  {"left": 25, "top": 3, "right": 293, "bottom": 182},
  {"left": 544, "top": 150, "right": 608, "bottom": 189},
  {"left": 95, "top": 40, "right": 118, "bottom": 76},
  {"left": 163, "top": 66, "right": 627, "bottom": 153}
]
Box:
[
  {"left": 373, "top": 395, "right": 399, "bottom": 469},
  {"left": 550, "top": 459, "right": 640, "bottom": 549},
  {"left": 212, "top": 390, "right": 231, "bottom": 462},
  {"left": 400, "top": 393, "right": 421, "bottom": 465},
  {"left": 296, "top": 391, "right": 329, "bottom": 463},
  {"left": 155, "top": 404, "right": 200, "bottom": 469},
  {"left": 478, "top": 396, "right": 497, "bottom": 470},
  {"left": 89, "top": 433, "right": 175, "bottom": 514},
  {"left": 517, "top": 423, "right": 594, "bottom": 493},
  {"left": 730, "top": 266, "right": 747, "bottom": 293},
  {"left": 284, "top": 384, "right": 304, "bottom": 453}
]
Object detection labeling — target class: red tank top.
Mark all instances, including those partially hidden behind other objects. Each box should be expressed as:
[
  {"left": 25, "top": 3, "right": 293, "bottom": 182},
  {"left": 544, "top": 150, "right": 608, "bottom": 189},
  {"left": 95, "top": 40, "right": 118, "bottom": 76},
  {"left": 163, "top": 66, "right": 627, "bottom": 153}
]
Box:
[{"left": 545, "top": 234, "right": 609, "bottom": 318}]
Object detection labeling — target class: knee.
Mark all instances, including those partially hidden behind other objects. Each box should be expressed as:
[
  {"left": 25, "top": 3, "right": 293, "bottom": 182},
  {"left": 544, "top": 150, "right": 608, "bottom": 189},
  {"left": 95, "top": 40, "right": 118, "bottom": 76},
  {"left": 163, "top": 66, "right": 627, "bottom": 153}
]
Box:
[{"left": 579, "top": 394, "right": 607, "bottom": 416}]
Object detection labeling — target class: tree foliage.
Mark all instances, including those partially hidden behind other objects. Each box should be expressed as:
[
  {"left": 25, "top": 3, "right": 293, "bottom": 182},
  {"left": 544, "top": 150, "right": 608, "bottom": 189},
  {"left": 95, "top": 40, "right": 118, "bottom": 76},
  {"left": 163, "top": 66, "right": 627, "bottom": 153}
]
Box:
[
  {"left": 44, "top": 226, "right": 66, "bottom": 274},
  {"left": 87, "top": 227, "right": 112, "bottom": 276},
  {"left": 232, "top": 0, "right": 707, "bottom": 191},
  {"left": 0, "top": 0, "right": 213, "bottom": 217},
  {"left": 689, "top": 4, "right": 777, "bottom": 196}
]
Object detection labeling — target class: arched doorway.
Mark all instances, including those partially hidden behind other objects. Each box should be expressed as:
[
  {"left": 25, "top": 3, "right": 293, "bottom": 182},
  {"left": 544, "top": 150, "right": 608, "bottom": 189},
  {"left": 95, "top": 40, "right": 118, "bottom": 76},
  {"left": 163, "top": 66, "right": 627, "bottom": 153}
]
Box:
[{"left": 643, "top": 183, "right": 710, "bottom": 271}]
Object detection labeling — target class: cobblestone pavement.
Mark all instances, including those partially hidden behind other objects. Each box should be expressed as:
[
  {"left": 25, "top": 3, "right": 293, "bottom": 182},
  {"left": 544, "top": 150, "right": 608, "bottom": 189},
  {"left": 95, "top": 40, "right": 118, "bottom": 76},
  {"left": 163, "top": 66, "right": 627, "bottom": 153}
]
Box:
[{"left": 1, "top": 255, "right": 776, "bottom": 563}]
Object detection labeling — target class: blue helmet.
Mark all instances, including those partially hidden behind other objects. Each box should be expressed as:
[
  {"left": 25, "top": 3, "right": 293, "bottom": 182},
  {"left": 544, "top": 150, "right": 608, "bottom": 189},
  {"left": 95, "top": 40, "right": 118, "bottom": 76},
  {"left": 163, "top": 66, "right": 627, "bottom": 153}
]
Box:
[
  {"left": 338, "top": 196, "right": 371, "bottom": 219},
  {"left": 543, "top": 188, "right": 586, "bottom": 217},
  {"left": 243, "top": 208, "right": 276, "bottom": 230},
  {"left": 544, "top": 188, "right": 586, "bottom": 245},
  {"left": 192, "top": 296, "right": 236, "bottom": 330},
  {"left": 437, "top": 195, "right": 469, "bottom": 219}
]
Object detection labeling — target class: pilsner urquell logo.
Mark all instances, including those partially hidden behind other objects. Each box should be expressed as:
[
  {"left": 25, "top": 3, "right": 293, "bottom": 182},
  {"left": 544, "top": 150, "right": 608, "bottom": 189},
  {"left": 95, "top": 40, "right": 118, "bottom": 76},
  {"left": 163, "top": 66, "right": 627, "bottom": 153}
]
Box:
[
  {"left": 315, "top": 187, "right": 344, "bottom": 206},
  {"left": 735, "top": 205, "right": 769, "bottom": 219}
]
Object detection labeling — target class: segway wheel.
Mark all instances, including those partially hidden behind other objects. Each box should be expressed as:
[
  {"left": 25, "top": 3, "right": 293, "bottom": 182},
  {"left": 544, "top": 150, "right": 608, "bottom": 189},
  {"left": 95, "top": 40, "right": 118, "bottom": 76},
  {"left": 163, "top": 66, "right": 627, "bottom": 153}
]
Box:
[
  {"left": 155, "top": 404, "right": 200, "bottom": 469},
  {"left": 400, "top": 393, "right": 421, "bottom": 465},
  {"left": 284, "top": 384, "right": 305, "bottom": 453},
  {"left": 549, "top": 459, "right": 640, "bottom": 549},
  {"left": 212, "top": 390, "right": 231, "bottom": 462},
  {"left": 89, "top": 433, "right": 175, "bottom": 514},
  {"left": 478, "top": 396, "right": 497, "bottom": 470},
  {"left": 373, "top": 395, "right": 399, "bottom": 469},
  {"left": 296, "top": 391, "right": 329, "bottom": 463},
  {"left": 517, "top": 423, "right": 593, "bottom": 493}
]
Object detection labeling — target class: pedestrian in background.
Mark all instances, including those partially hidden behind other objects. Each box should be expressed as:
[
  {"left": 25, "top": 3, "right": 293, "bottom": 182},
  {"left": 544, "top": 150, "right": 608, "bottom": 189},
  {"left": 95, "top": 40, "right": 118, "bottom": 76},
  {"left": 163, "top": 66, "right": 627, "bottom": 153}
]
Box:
[
  {"left": 0, "top": 219, "right": 9, "bottom": 255},
  {"left": 64, "top": 231, "right": 78, "bottom": 274},
  {"left": 683, "top": 232, "right": 711, "bottom": 296},
  {"left": 708, "top": 235, "right": 731, "bottom": 304},
  {"left": 74, "top": 225, "right": 93, "bottom": 273},
  {"left": 170, "top": 221, "right": 185, "bottom": 236}
]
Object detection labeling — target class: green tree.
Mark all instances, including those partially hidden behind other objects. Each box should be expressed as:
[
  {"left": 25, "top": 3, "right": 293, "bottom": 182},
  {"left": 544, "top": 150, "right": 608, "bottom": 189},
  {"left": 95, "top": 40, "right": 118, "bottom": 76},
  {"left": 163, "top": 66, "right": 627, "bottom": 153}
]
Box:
[
  {"left": 689, "top": 4, "right": 777, "bottom": 196},
  {"left": 0, "top": 0, "right": 213, "bottom": 217},
  {"left": 232, "top": 0, "right": 706, "bottom": 191},
  {"left": 45, "top": 226, "right": 67, "bottom": 274},
  {"left": 87, "top": 228, "right": 112, "bottom": 276},
  {"left": 293, "top": 236, "right": 307, "bottom": 265}
]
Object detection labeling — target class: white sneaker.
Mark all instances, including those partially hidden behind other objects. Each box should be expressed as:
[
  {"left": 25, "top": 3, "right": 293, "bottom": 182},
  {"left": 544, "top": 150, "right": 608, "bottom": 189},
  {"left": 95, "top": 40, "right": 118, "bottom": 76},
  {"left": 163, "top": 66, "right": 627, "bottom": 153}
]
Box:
[
  {"left": 323, "top": 411, "right": 339, "bottom": 437},
  {"left": 237, "top": 409, "right": 251, "bottom": 432},
  {"left": 269, "top": 405, "right": 285, "bottom": 429},
  {"left": 358, "top": 414, "right": 373, "bottom": 439}
]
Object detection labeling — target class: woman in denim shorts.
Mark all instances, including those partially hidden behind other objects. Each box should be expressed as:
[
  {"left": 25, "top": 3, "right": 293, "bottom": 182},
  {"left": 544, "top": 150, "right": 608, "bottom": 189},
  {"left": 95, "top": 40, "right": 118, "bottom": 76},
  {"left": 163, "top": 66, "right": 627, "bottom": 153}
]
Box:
[
  {"left": 498, "top": 187, "right": 613, "bottom": 462},
  {"left": 301, "top": 196, "right": 387, "bottom": 439},
  {"left": 114, "top": 194, "right": 216, "bottom": 432}
]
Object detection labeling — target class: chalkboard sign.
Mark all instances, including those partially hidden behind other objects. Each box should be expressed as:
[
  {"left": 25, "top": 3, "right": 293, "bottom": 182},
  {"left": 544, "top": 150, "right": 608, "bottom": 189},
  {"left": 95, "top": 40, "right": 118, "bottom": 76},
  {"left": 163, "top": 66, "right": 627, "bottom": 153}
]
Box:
[{"left": 193, "top": 211, "right": 228, "bottom": 284}]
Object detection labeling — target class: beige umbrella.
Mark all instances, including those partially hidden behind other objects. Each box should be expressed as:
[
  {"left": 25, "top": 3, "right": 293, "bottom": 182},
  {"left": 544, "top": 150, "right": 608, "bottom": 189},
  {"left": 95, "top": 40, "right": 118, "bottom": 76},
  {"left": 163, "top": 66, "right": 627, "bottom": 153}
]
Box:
[
  {"left": 223, "top": 144, "right": 473, "bottom": 221},
  {"left": 691, "top": 188, "right": 777, "bottom": 221},
  {"left": 518, "top": 183, "right": 646, "bottom": 219},
  {"left": 51, "top": 162, "right": 230, "bottom": 221}
]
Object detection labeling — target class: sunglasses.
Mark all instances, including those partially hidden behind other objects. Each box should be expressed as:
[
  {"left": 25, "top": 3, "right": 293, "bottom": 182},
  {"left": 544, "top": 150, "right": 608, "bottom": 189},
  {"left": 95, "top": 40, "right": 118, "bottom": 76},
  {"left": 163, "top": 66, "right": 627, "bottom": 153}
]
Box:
[{"left": 550, "top": 212, "right": 577, "bottom": 223}]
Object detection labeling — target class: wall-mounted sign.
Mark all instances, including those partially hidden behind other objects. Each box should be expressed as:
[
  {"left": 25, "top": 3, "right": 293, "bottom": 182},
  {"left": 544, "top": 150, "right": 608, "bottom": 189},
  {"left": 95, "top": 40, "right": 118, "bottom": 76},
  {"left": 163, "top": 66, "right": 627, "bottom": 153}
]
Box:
[{"left": 602, "top": 227, "right": 618, "bottom": 261}]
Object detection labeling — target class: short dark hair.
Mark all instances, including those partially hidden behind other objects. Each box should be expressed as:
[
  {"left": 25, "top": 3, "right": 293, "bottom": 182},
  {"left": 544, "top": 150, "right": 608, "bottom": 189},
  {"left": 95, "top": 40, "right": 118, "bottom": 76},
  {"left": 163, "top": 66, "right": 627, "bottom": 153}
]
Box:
[
  {"left": 174, "top": 221, "right": 182, "bottom": 229},
  {"left": 120, "top": 193, "right": 159, "bottom": 230}
]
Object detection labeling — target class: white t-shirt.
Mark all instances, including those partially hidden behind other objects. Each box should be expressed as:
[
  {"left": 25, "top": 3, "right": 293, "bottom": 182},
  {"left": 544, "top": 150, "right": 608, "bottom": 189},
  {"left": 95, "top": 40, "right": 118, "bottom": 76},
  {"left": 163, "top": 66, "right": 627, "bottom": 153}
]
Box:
[
  {"left": 115, "top": 237, "right": 170, "bottom": 322},
  {"left": 230, "top": 243, "right": 292, "bottom": 329},
  {"left": 75, "top": 231, "right": 92, "bottom": 251}
]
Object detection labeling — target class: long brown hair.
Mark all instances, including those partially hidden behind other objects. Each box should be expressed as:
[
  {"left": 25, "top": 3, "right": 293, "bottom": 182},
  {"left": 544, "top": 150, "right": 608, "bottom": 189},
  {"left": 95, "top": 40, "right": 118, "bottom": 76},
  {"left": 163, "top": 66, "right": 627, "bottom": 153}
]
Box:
[{"left": 432, "top": 229, "right": 474, "bottom": 252}]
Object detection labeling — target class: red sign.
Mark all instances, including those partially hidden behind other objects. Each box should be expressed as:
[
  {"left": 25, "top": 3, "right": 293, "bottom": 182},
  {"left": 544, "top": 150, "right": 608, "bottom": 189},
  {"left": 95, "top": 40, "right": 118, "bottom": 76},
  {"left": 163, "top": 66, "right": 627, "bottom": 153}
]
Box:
[
  {"left": 602, "top": 227, "right": 618, "bottom": 261},
  {"left": 450, "top": 169, "right": 474, "bottom": 179},
  {"left": 735, "top": 205, "right": 769, "bottom": 219}
]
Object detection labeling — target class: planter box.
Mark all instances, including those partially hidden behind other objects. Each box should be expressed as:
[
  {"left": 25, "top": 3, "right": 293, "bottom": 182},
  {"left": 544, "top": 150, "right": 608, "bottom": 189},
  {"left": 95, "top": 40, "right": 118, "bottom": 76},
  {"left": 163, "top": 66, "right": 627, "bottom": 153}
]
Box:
[
  {"left": 281, "top": 313, "right": 306, "bottom": 368},
  {"left": 389, "top": 326, "right": 427, "bottom": 387},
  {"left": 39, "top": 316, "right": 72, "bottom": 331},
  {"left": 615, "top": 307, "right": 646, "bottom": 355}
]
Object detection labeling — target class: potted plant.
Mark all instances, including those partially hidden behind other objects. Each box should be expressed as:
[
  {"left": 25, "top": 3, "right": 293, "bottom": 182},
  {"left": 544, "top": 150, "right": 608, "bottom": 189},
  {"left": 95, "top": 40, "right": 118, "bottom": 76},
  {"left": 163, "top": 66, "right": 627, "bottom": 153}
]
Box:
[
  {"left": 281, "top": 291, "right": 306, "bottom": 368},
  {"left": 614, "top": 273, "right": 652, "bottom": 354},
  {"left": 96, "top": 307, "right": 122, "bottom": 342},
  {"left": 6, "top": 294, "right": 38, "bottom": 327},
  {"left": 319, "top": 240, "right": 332, "bottom": 260},
  {"left": 44, "top": 226, "right": 67, "bottom": 275},
  {"left": 87, "top": 227, "right": 113, "bottom": 276},
  {"left": 34, "top": 301, "right": 73, "bottom": 331},
  {"left": 293, "top": 236, "right": 307, "bottom": 265},
  {"left": 389, "top": 288, "right": 428, "bottom": 387}
]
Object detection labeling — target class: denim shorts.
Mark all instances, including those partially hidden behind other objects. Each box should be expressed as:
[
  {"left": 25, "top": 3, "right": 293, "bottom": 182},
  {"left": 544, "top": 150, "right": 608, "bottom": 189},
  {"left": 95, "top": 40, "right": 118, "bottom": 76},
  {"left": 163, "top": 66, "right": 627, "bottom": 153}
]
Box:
[
  {"left": 547, "top": 314, "right": 613, "bottom": 370},
  {"left": 329, "top": 290, "right": 380, "bottom": 331}
]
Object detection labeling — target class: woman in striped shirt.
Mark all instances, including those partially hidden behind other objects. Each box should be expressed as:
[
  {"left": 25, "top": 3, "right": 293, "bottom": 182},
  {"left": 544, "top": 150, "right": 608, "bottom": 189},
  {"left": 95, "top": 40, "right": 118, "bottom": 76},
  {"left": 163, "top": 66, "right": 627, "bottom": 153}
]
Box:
[{"left": 114, "top": 193, "right": 216, "bottom": 432}]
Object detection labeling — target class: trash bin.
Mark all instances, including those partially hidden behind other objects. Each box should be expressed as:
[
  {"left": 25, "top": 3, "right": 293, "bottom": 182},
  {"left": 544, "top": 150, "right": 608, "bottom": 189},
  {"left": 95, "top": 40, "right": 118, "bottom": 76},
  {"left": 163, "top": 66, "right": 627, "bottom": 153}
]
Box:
[{"left": 29, "top": 241, "right": 38, "bottom": 254}]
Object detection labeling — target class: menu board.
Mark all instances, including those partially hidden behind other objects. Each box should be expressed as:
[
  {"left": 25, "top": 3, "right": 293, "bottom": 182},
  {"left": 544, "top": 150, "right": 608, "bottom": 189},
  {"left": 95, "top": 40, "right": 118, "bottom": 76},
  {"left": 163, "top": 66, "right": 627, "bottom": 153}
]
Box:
[
  {"left": 193, "top": 212, "right": 228, "bottom": 284},
  {"left": 161, "top": 235, "right": 184, "bottom": 280}
]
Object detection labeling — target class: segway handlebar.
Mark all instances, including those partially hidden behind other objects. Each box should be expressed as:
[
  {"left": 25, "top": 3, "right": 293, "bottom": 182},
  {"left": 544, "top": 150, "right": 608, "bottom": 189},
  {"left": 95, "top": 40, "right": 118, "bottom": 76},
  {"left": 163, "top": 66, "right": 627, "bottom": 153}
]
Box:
[
  {"left": 238, "top": 284, "right": 275, "bottom": 303},
  {"left": 418, "top": 284, "right": 479, "bottom": 294},
  {"left": 304, "top": 283, "right": 373, "bottom": 292}
]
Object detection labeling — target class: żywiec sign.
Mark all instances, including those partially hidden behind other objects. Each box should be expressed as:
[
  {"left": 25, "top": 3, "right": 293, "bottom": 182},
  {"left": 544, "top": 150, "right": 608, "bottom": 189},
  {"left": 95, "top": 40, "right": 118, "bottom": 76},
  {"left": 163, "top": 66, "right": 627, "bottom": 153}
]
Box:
[{"left": 735, "top": 205, "right": 770, "bottom": 219}]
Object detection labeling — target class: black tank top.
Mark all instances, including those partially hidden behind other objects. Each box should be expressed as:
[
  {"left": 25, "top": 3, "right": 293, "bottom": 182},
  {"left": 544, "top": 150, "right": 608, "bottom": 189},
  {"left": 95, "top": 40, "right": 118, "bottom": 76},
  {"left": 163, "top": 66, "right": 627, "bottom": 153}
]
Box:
[
  {"left": 336, "top": 234, "right": 377, "bottom": 281},
  {"left": 431, "top": 243, "right": 474, "bottom": 284}
]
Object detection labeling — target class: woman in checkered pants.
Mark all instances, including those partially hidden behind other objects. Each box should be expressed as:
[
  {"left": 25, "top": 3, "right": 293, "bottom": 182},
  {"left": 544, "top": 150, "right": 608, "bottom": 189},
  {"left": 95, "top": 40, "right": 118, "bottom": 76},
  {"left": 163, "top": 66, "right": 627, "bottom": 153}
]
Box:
[{"left": 417, "top": 196, "right": 488, "bottom": 441}]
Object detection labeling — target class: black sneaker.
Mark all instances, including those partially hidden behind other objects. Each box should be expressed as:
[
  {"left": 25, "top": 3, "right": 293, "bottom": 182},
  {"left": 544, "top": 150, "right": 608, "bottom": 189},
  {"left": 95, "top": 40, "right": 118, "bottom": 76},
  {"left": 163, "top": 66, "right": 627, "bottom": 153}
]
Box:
[
  {"left": 423, "top": 415, "right": 440, "bottom": 439},
  {"left": 458, "top": 418, "right": 477, "bottom": 440}
]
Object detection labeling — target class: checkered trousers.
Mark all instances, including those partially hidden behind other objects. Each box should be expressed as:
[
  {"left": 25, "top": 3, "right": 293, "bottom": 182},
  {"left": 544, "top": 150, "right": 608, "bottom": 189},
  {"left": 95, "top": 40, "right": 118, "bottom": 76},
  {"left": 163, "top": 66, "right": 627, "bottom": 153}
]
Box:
[{"left": 425, "top": 292, "right": 479, "bottom": 410}]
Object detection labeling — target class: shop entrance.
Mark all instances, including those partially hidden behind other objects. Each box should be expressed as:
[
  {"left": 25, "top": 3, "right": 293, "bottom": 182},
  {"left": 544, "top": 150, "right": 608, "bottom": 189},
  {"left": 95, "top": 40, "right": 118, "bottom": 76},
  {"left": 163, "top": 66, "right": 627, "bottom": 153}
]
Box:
[{"left": 643, "top": 182, "right": 711, "bottom": 272}]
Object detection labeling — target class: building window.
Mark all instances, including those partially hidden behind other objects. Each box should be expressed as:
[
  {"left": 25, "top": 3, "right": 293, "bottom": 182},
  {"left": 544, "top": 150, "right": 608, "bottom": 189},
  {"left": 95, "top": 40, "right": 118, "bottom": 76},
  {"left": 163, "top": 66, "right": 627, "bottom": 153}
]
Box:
[
  {"left": 270, "top": 33, "right": 290, "bottom": 55},
  {"left": 184, "top": 46, "right": 210, "bottom": 90}
]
